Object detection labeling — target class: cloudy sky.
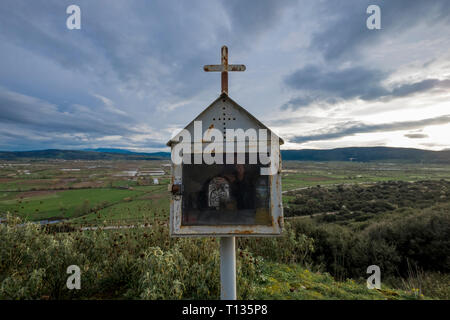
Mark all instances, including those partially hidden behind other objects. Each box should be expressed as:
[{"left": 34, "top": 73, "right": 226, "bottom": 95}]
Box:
[{"left": 0, "top": 0, "right": 449, "bottom": 152}]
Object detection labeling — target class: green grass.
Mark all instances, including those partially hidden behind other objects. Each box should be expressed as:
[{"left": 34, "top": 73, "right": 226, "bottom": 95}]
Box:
[
  {"left": 0, "top": 179, "right": 58, "bottom": 192},
  {"left": 253, "top": 262, "right": 424, "bottom": 300},
  {"left": 71, "top": 190, "right": 170, "bottom": 225},
  {"left": 0, "top": 188, "right": 149, "bottom": 221},
  {"left": 281, "top": 161, "right": 450, "bottom": 191}
]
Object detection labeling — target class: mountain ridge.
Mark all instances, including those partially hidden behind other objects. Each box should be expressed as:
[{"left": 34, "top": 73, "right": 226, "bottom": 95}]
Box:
[{"left": 1, "top": 147, "right": 450, "bottom": 163}]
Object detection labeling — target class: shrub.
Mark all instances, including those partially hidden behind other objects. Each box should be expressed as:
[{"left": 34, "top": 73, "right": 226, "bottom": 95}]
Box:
[
  {"left": 0, "top": 216, "right": 261, "bottom": 300},
  {"left": 238, "top": 221, "right": 315, "bottom": 266}
]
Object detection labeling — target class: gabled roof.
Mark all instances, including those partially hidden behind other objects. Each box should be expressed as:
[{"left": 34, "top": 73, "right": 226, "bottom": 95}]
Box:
[{"left": 166, "top": 92, "right": 284, "bottom": 147}]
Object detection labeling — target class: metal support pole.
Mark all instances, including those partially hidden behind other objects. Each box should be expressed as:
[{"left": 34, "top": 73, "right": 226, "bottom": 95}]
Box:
[{"left": 220, "top": 236, "right": 236, "bottom": 300}]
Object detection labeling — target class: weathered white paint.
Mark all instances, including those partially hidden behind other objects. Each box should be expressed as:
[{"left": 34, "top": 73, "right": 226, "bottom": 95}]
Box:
[{"left": 168, "top": 94, "right": 284, "bottom": 237}]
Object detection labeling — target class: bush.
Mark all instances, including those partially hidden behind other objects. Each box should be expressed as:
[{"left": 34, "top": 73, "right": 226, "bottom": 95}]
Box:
[
  {"left": 0, "top": 216, "right": 261, "bottom": 300},
  {"left": 238, "top": 221, "right": 315, "bottom": 266},
  {"left": 287, "top": 203, "right": 450, "bottom": 281}
]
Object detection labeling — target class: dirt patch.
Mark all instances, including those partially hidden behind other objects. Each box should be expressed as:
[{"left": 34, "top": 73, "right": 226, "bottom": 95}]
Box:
[
  {"left": 282, "top": 170, "right": 298, "bottom": 173},
  {"left": 140, "top": 192, "right": 166, "bottom": 200},
  {"left": 304, "top": 176, "right": 335, "bottom": 182},
  {"left": 16, "top": 190, "right": 58, "bottom": 199},
  {"left": 19, "top": 179, "right": 58, "bottom": 186},
  {"left": 72, "top": 181, "right": 104, "bottom": 188}
]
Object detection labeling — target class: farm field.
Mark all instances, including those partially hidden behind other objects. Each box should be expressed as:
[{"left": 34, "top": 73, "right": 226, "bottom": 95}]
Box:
[
  {"left": 0, "top": 160, "right": 170, "bottom": 225},
  {"left": 2, "top": 160, "right": 450, "bottom": 225},
  {"left": 281, "top": 161, "right": 450, "bottom": 190}
]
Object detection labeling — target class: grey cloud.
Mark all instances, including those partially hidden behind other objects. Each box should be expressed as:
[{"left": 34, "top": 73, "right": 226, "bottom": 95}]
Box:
[
  {"left": 267, "top": 115, "right": 332, "bottom": 126},
  {"left": 310, "top": 0, "right": 450, "bottom": 62},
  {"left": 390, "top": 79, "right": 450, "bottom": 98},
  {"left": 283, "top": 65, "right": 387, "bottom": 109},
  {"left": 0, "top": 1, "right": 448, "bottom": 151},
  {"left": 404, "top": 133, "right": 429, "bottom": 139},
  {"left": 0, "top": 122, "right": 167, "bottom": 152},
  {"left": 281, "top": 96, "right": 316, "bottom": 111},
  {"left": 0, "top": 1, "right": 242, "bottom": 151},
  {"left": 0, "top": 87, "right": 135, "bottom": 136},
  {"left": 219, "top": 0, "right": 297, "bottom": 46},
  {"left": 420, "top": 143, "right": 447, "bottom": 148},
  {"left": 283, "top": 64, "right": 450, "bottom": 110},
  {"left": 281, "top": 95, "right": 340, "bottom": 111},
  {"left": 290, "top": 115, "right": 450, "bottom": 143},
  {"left": 0, "top": 87, "right": 169, "bottom": 151},
  {"left": 0, "top": 1, "right": 221, "bottom": 99}
]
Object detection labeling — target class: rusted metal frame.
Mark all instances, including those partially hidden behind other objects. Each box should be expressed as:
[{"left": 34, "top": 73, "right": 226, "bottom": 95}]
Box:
[{"left": 169, "top": 142, "right": 283, "bottom": 237}]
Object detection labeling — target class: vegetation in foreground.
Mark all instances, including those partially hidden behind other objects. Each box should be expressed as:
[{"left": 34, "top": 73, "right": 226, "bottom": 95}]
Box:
[{"left": 0, "top": 213, "right": 447, "bottom": 300}]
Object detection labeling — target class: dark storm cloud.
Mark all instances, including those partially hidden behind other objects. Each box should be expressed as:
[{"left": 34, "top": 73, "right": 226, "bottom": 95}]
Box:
[
  {"left": 0, "top": 87, "right": 134, "bottom": 135},
  {"left": 290, "top": 115, "right": 450, "bottom": 143},
  {"left": 310, "top": 0, "right": 450, "bottom": 61},
  {"left": 282, "top": 64, "right": 450, "bottom": 110},
  {"left": 282, "top": 65, "right": 387, "bottom": 109},
  {"left": 420, "top": 143, "right": 448, "bottom": 148},
  {"left": 404, "top": 133, "right": 429, "bottom": 139},
  {"left": 0, "top": 1, "right": 228, "bottom": 98},
  {"left": 267, "top": 115, "right": 329, "bottom": 126},
  {"left": 389, "top": 79, "right": 450, "bottom": 98},
  {"left": 0, "top": 86, "right": 168, "bottom": 151},
  {"left": 0, "top": 0, "right": 233, "bottom": 151},
  {"left": 279, "top": 1, "right": 450, "bottom": 110},
  {"left": 219, "top": 0, "right": 297, "bottom": 45},
  {"left": 0, "top": 0, "right": 448, "bottom": 151},
  {"left": 0, "top": 0, "right": 299, "bottom": 151}
]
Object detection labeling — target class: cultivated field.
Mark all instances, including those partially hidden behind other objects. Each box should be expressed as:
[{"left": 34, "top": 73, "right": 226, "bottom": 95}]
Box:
[
  {"left": 0, "top": 160, "right": 170, "bottom": 226},
  {"left": 1, "top": 160, "right": 449, "bottom": 225}
]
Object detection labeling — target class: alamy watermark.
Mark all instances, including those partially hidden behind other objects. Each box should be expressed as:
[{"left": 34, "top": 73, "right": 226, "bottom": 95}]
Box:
[
  {"left": 65, "top": 5, "right": 380, "bottom": 31},
  {"left": 66, "top": 5, "right": 81, "bottom": 30},
  {"left": 66, "top": 265, "right": 81, "bottom": 290},
  {"left": 170, "top": 121, "right": 279, "bottom": 176},
  {"left": 366, "top": 5, "right": 381, "bottom": 30},
  {"left": 367, "top": 265, "right": 381, "bottom": 289}
]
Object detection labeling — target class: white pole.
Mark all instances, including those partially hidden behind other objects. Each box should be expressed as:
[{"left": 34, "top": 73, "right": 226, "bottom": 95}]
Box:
[{"left": 220, "top": 236, "right": 237, "bottom": 300}]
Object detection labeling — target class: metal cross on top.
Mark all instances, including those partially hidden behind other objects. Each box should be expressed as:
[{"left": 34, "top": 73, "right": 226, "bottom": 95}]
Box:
[{"left": 203, "top": 46, "right": 246, "bottom": 94}]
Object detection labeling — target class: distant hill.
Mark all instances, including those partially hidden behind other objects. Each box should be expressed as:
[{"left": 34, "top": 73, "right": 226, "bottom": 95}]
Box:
[
  {"left": 83, "top": 148, "right": 140, "bottom": 154},
  {"left": 281, "top": 147, "right": 450, "bottom": 163},
  {"left": 82, "top": 148, "right": 170, "bottom": 157},
  {"left": 0, "top": 147, "right": 449, "bottom": 163},
  {"left": 0, "top": 149, "right": 169, "bottom": 161}
]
